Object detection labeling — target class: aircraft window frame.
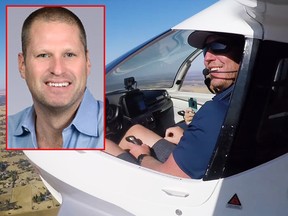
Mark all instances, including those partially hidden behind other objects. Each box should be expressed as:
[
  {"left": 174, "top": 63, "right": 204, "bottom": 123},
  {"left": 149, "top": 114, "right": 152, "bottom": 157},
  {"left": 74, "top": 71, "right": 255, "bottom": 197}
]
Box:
[
  {"left": 179, "top": 52, "right": 213, "bottom": 94},
  {"left": 204, "top": 39, "right": 288, "bottom": 180}
]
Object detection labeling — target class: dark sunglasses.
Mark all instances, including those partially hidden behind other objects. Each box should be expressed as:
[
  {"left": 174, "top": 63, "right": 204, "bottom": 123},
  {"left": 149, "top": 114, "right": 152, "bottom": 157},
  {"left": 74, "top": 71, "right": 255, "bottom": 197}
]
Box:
[{"left": 203, "top": 41, "right": 230, "bottom": 56}]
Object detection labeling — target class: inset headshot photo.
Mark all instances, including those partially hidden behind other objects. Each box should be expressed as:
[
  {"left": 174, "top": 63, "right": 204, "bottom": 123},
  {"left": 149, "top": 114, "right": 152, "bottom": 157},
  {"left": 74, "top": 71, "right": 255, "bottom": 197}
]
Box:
[{"left": 6, "top": 6, "right": 105, "bottom": 150}]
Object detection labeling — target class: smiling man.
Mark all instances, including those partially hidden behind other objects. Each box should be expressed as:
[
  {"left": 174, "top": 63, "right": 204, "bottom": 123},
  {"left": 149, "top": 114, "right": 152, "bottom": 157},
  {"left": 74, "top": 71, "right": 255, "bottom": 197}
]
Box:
[
  {"left": 7, "top": 7, "right": 104, "bottom": 149},
  {"left": 105, "top": 31, "right": 245, "bottom": 179}
]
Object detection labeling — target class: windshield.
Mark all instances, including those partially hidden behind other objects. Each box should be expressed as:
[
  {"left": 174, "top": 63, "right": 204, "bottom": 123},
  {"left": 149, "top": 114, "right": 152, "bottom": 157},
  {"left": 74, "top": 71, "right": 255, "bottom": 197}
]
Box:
[{"left": 106, "top": 30, "right": 195, "bottom": 92}]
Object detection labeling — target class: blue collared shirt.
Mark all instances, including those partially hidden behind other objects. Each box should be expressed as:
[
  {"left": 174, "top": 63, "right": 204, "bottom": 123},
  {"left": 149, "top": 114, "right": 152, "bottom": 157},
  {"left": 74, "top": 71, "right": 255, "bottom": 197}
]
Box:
[
  {"left": 8, "top": 89, "right": 104, "bottom": 149},
  {"left": 173, "top": 85, "right": 234, "bottom": 179}
]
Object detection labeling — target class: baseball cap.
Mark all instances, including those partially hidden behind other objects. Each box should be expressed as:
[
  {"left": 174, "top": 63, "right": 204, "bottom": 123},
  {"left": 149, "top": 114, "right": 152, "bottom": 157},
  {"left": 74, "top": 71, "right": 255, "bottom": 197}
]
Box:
[{"left": 188, "top": 31, "right": 244, "bottom": 49}]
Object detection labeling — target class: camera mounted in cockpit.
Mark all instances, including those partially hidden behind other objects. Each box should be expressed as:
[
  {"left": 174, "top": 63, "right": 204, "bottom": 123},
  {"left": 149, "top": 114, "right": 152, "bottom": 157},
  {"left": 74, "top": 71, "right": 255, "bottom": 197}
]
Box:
[{"left": 124, "top": 77, "right": 137, "bottom": 91}]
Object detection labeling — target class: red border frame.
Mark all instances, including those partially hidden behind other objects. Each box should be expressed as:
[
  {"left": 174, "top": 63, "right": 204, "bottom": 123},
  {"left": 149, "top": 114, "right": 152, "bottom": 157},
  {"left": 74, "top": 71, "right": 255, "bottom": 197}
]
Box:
[{"left": 5, "top": 5, "right": 106, "bottom": 151}]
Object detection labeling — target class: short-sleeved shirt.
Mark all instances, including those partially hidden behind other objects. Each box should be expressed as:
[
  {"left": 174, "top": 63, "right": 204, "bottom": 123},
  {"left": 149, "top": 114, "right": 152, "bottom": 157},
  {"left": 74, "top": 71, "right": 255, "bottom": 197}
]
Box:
[
  {"left": 8, "top": 88, "right": 104, "bottom": 149},
  {"left": 173, "top": 85, "right": 234, "bottom": 179}
]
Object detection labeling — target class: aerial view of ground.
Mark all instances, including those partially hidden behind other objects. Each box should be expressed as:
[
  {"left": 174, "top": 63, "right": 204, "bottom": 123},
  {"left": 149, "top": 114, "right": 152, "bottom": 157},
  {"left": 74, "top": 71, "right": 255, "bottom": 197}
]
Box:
[{"left": 0, "top": 104, "right": 60, "bottom": 216}]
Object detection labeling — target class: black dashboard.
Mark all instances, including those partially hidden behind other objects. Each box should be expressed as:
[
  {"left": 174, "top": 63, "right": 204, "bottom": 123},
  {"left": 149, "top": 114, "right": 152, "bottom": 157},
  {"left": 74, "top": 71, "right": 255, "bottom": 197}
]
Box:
[{"left": 106, "top": 88, "right": 175, "bottom": 143}]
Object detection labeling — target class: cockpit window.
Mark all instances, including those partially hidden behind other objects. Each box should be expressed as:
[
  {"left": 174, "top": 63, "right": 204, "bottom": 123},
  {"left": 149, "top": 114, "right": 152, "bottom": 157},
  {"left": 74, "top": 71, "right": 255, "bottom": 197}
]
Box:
[
  {"left": 180, "top": 52, "right": 212, "bottom": 94},
  {"left": 106, "top": 30, "right": 195, "bottom": 92}
]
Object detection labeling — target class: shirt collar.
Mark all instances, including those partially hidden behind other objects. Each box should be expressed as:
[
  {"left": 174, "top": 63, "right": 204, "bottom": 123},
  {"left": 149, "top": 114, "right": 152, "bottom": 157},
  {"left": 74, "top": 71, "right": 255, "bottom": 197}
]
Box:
[
  {"left": 71, "top": 88, "right": 100, "bottom": 137},
  {"left": 14, "top": 106, "right": 36, "bottom": 136},
  {"left": 15, "top": 88, "right": 100, "bottom": 138},
  {"left": 213, "top": 84, "right": 234, "bottom": 102}
]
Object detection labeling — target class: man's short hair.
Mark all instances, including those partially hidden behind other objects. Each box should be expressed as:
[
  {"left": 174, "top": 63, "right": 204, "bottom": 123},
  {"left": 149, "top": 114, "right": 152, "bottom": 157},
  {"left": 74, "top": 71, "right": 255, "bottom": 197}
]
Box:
[{"left": 21, "top": 7, "right": 87, "bottom": 58}]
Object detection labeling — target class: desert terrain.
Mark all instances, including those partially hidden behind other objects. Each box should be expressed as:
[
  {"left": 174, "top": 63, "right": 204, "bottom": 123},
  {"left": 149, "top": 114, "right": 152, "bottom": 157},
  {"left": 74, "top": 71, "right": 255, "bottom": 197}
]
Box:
[{"left": 0, "top": 104, "right": 60, "bottom": 216}]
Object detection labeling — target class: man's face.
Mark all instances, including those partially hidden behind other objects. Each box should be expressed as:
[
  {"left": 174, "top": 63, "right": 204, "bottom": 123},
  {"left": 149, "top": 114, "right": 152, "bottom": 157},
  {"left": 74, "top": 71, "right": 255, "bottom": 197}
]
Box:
[
  {"left": 203, "top": 35, "right": 241, "bottom": 92},
  {"left": 18, "top": 20, "right": 91, "bottom": 111}
]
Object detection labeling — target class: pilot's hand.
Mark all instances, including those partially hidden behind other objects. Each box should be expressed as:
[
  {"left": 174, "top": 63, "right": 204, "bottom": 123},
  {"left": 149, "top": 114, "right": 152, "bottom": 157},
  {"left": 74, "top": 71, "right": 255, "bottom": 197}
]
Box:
[
  {"left": 164, "top": 126, "right": 184, "bottom": 144},
  {"left": 184, "top": 107, "right": 195, "bottom": 125},
  {"left": 128, "top": 143, "right": 151, "bottom": 159}
]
